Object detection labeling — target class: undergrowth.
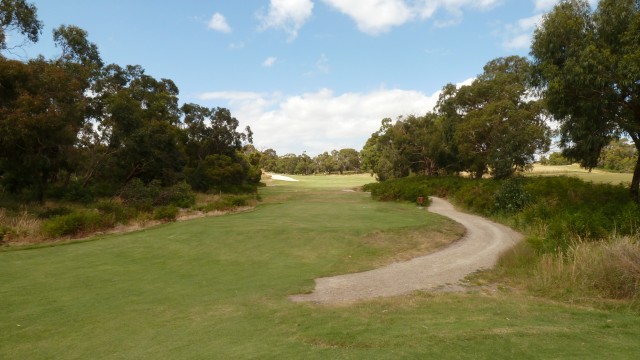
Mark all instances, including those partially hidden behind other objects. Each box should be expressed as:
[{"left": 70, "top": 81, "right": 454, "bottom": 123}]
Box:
[
  {"left": 364, "top": 175, "right": 640, "bottom": 304},
  {"left": 1, "top": 180, "right": 260, "bottom": 245}
]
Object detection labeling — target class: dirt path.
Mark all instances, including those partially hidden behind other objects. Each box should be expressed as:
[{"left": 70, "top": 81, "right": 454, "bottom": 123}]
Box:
[{"left": 290, "top": 197, "right": 522, "bottom": 304}]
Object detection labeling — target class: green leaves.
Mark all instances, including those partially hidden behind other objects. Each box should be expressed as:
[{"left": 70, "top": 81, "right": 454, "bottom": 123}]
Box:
[{"left": 531, "top": 0, "right": 640, "bottom": 198}]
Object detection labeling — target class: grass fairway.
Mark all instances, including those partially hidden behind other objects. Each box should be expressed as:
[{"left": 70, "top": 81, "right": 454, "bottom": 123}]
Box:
[
  {"left": 2, "top": 174, "right": 640, "bottom": 359},
  {"left": 530, "top": 164, "right": 633, "bottom": 185}
]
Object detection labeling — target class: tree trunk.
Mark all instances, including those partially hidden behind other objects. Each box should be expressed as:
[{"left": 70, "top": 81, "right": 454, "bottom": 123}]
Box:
[{"left": 631, "top": 155, "right": 640, "bottom": 202}]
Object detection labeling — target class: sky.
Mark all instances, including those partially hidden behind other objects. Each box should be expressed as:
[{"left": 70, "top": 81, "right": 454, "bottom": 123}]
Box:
[{"left": 7, "top": 0, "right": 598, "bottom": 156}]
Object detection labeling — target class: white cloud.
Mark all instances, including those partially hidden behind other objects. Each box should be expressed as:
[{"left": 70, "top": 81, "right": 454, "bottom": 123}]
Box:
[
  {"left": 258, "top": 0, "right": 314, "bottom": 41},
  {"left": 321, "top": 0, "right": 413, "bottom": 35},
  {"left": 321, "top": 0, "right": 502, "bottom": 34},
  {"left": 262, "top": 56, "right": 278, "bottom": 67},
  {"left": 208, "top": 12, "right": 232, "bottom": 33},
  {"left": 501, "top": 13, "right": 543, "bottom": 50},
  {"left": 533, "top": 0, "right": 598, "bottom": 12},
  {"left": 533, "top": 0, "right": 558, "bottom": 11},
  {"left": 197, "top": 83, "right": 473, "bottom": 155}
]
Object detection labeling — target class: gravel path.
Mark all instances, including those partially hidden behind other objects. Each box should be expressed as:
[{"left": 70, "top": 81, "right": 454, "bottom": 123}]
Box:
[{"left": 290, "top": 197, "right": 522, "bottom": 304}]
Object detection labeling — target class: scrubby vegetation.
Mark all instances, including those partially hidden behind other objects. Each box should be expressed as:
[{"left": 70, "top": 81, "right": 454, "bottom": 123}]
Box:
[
  {"left": 363, "top": 175, "right": 640, "bottom": 304},
  {"left": 0, "top": 180, "right": 260, "bottom": 245}
]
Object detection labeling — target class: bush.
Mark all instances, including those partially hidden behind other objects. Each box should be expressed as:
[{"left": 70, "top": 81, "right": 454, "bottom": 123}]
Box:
[
  {"left": 41, "top": 210, "right": 107, "bottom": 238},
  {"left": 153, "top": 205, "right": 178, "bottom": 221},
  {"left": 157, "top": 182, "right": 196, "bottom": 208},
  {"left": 95, "top": 200, "right": 133, "bottom": 224},
  {"left": 119, "top": 179, "right": 161, "bottom": 211},
  {"left": 119, "top": 179, "right": 196, "bottom": 210},
  {"left": 35, "top": 206, "right": 72, "bottom": 219},
  {"left": 365, "top": 175, "right": 640, "bottom": 253},
  {"left": 195, "top": 194, "right": 254, "bottom": 213},
  {"left": 494, "top": 178, "right": 530, "bottom": 213}
]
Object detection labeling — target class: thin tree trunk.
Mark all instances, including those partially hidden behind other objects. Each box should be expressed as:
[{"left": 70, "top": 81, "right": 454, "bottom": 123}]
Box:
[{"left": 631, "top": 155, "right": 640, "bottom": 202}]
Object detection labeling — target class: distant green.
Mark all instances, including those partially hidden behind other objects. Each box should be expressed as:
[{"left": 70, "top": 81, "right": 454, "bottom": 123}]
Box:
[{"left": 1, "top": 175, "right": 639, "bottom": 359}]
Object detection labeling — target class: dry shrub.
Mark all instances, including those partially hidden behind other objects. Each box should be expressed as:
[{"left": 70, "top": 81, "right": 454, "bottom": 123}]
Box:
[
  {"left": 0, "top": 208, "right": 43, "bottom": 243},
  {"left": 534, "top": 236, "right": 640, "bottom": 300}
]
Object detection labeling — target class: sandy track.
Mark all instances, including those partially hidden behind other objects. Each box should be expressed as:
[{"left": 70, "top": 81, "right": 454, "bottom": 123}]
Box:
[{"left": 290, "top": 197, "right": 522, "bottom": 304}]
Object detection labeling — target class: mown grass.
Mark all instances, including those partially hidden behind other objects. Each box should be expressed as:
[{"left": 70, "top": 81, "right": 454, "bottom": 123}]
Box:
[{"left": 1, "top": 175, "right": 640, "bottom": 359}]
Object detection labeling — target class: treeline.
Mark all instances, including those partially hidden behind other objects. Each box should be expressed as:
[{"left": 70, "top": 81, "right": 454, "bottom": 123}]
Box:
[
  {"left": 362, "top": 56, "right": 551, "bottom": 181},
  {"left": 260, "top": 148, "right": 361, "bottom": 175},
  {"left": 541, "top": 139, "right": 639, "bottom": 172},
  {"left": 363, "top": 0, "right": 640, "bottom": 201},
  {"left": 0, "top": 2, "right": 260, "bottom": 203}
]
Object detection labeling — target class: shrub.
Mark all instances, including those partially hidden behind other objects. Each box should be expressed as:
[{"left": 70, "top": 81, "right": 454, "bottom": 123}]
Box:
[
  {"left": 157, "top": 182, "right": 196, "bottom": 208},
  {"left": 41, "top": 210, "right": 107, "bottom": 238},
  {"left": 35, "top": 206, "right": 72, "bottom": 219},
  {"left": 153, "top": 205, "right": 178, "bottom": 221},
  {"left": 95, "top": 200, "right": 133, "bottom": 224},
  {"left": 119, "top": 179, "right": 161, "bottom": 211},
  {"left": 494, "top": 178, "right": 530, "bottom": 213}
]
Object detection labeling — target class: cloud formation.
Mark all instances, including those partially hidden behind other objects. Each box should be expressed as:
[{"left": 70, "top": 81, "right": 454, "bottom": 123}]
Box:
[
  {"left": 502, "top": 14, "right": 542, "bottom": 50},
  {"left": 258, "top": 0, "right": 314, "bottom": 41},
  {"left": 321, "top": 0, "right": 501, "bottom": 34},
  {"left": 197, "top": 83, "right": 473, "bottom": 155},
  {"left": 208, "top": 12, "right": 232, "bottom": 33},
  {"left": 262, "top": 56, "right": 278, "bottom": 67}
]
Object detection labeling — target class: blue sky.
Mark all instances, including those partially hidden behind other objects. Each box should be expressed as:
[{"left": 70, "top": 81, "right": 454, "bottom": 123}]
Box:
[{"left": 9, "top": 0, "right": 595, "bottom": 155}]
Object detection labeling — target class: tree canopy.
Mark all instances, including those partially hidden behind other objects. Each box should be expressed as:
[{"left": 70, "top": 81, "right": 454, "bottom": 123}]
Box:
[
  {"left": 361, "top": 56, "right": 550, "bottom": 181},
  {"left": 0, "top": 4, "right": 260, "bottom": 202},
  {"left": 531, "top": 0, "right": 640, "bottom": 198},
  {"left": 0, "top": 0, "right": 42, "bottom": 51}
]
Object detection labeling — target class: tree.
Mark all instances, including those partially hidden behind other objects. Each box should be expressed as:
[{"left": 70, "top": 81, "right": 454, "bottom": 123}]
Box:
[
  {"left": 0, "top": 57, "right": 86, "bottom": 201},
  {"left": 0, "top": 0, "right": 42, "bottom": 52},
  {"left": 531, "top": 0, "right": 640, "bottom": 199},
  {"left": 598, "top": 138, "right": 638, "bottom": 172},
  {"left": 336, "top": 148, "right": 360, "bottom": 173},
  {"left": 437, "top": 56, "right": 550, "bottom": 179},
  {"left": 181, "top": 103, "right": 257, "bottom": 191},
  {"left": 89, "top": 65, "right": 185, "bottom": 185}
]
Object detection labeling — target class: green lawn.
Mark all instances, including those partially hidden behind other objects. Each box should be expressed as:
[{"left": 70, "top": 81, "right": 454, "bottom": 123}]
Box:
[{"left": 2, "top": 175, "right": 640, "bottom": 359}]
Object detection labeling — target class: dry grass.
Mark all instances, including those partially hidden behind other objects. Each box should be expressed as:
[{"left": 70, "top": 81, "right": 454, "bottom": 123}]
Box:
[
  {"left": 534, "top": 235, "right": 640, "bottom": 301},
  {"left": 0, "top": 208, "right": 44, "bottom": 243}
]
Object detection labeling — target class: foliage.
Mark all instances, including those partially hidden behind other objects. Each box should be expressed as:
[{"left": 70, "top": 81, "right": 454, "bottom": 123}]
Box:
[
  {"left": 152, "top": 205, "right": 178, "bottom": 222},
  {"left": 493, "top": 177, "right": 530, "bottom": 213},
  {"left": 0, "top": 57, "right": 88, "bottom": 202},
  {"left": 531, "top": 0, "right": 640, "bottom": 199},
  {"left": 598, "top": 138, "right": 638, "bottom": 172},
  {"left": 259, "top": 148, "right": 362, "bottom": 175},
  {"left": 361, "top": 56, "right": 550, "bottom": 181},
  {"left": 41, "top": 210, "right": 107, "bottom": 237},
  {"left": 365, "top": 175, "right": 640, "bottom": 252},
  {"left": 119, "top": 178, "right": 196, "bottom": 210},
  {"left": 0, "top": 0, "right": 42, "bottom": 51},
  {"left": 437, "top": 56, "right": 551, "bottom": 179},
  {"left": 540, "top": 152, "right": 572, "bottom": 166}
]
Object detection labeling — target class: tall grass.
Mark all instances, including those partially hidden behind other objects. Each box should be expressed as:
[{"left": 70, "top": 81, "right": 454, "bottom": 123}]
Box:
[{"left": 534, "top": 236, "right": 640, "bottom": 302}]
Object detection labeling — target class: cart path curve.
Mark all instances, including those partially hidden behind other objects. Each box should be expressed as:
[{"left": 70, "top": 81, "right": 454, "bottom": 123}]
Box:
[{"left": 289, "top": 197, "right": 522, "bottom": 304}]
